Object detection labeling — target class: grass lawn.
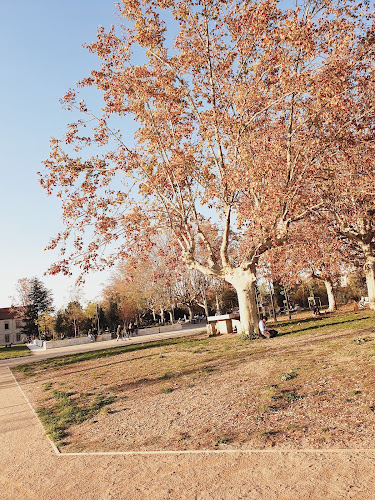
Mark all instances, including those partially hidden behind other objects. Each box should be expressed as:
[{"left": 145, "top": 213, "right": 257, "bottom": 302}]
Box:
[
  {"left": 0, "top": 344, "right": 30, "bottom": 360},
  {"left": 13, "top": 309, "right": 375, "bottom": 451}
]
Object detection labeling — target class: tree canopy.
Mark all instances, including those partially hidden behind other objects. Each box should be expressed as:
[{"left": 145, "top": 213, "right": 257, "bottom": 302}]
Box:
[{"left": 41, "top": 0, "right": 375, "bottom": 333}]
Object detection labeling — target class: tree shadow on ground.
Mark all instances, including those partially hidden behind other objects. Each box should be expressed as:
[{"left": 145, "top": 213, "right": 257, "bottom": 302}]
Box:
[{"left": 276, "top": 316, "right": 372, "bottom": 337}]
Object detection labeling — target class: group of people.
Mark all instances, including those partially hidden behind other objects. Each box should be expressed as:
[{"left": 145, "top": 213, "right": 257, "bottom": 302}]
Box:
[
  {"left": 116, "top": 323, "right": 138, "bottom": 341},
  {"left": 87, "top": 327, "right": 98, "bottom": 342}
]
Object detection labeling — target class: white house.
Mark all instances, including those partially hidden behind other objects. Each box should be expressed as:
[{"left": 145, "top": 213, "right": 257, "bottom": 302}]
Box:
[{"left": 0, "top": 308, "right": 26, "bottom": 345}]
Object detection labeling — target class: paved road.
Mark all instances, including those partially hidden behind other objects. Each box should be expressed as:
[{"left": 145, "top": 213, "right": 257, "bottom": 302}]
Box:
[{"left": 1, "top": 327, "right": 375, "bottom": 499}]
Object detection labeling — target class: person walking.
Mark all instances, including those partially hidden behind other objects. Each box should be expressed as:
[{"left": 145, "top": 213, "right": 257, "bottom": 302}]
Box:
[
  {"left": 116, "top": 324, "right": 122, "bottom": 341},
  {"left": 123, "top": 325, "right": 129, "bottom": 340}
]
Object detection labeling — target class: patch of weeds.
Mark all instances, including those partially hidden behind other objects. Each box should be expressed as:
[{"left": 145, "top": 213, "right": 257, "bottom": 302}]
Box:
[
  {"left": 313, "top": 390, "right": 326, "bottom": 396},
  {"left": 137, "top": 378, "right": 149, "bottom": 383},
  {"left": 269, "top": 388, "right": 304, "bottom": 407},
  {"left": 203, "top": 366, "right": 215, "bottom": 373},
  {"left": 37, "top": 391, "right": 116, "bottom": 444},
  {"left": 261, "top": 430, "right": 279, "bottom": 438},
  {"left": 264, "top": 405, "right": 279, "bottom": 413},
  {"left": 11, "top": 364, "right": 32, "bottom": 375},
  {"left": 361, "top": 404, "right": 373, "bottom": 413},
  {"left": 214, "top": 434, "right": 232, "bottom": 446},
  {"left": 160, "top": 386, "right": 174, "bottom": 394},
  {"left": 43, "top": 382, "right": 52, "bottom": 392},
  {"left": 348, "top": 389, "right": 362, "bottom": 396},
  {"left": 281, "top": 371, "right": 298, "bottom": 381},
  {"left": 52, "top": 390, "right": 73, "bottom": 399},
  {"left": 353, "top": 337, "right": 372, "bottom": 344},
  {"left": 160, "top": 371, "right": 174, "bottom": 380},
  {"left": 285, "top": 392, "right": 303, "bottom": 402},
  {"left": 321, "top": 427, "right": 333, "bottom": 432},
  {"left": 240, "top": 332, "right": 259, "bottom": 341},
  {"left": 79, "top": 392, "right": 93, "bottom": 398},
  {"left": 178, "top": 432, "right": 191, "bottom": 442}
]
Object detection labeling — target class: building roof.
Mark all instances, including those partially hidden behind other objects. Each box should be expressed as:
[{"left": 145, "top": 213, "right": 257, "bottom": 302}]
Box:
[{"left": 0, "top": 308, "right": 21, "bottom": 320}]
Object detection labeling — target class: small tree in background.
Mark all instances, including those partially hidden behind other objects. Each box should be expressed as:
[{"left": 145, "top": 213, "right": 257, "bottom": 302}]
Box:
[
  {"left": 21, "top": 278, "right": 54, "bottom": 338},
  {"left": 65, "top": 301, "right": 85, "bottom": 337}
]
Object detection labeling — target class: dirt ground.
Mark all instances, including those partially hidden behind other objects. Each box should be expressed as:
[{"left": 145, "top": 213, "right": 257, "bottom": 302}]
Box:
[
  {"left": 3, "top": 318, "right": 375, "bottom": 499},
  {"left": 16, "top": 312, "right": 375, "bottom": 454}
]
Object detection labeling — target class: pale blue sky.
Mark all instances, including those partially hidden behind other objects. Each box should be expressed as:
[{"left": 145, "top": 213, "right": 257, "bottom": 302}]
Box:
[{"left": 0, "top": 0, "right": 118, "bottom": 308}]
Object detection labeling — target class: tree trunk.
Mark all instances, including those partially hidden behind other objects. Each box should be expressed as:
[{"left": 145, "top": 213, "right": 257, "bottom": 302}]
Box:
[
  {"left": 201, "top": 285, "right": 209, "bottom": 318},
  {"left": 324, "top": 279, "right": 337, "bottom": 311},
  {"left": 169, "top": 310, "right": 174, "bottom": 324},
  {"left": 269, "top": 280, "right": 277, "bottom": 322},
  {"left": 152, "top": 309, "right": 156, "bottom": 322},
  {"left": 215, "top": 292, "right": 221, "bottom": 315},
  {"left": 160, "top": 308, "right": 165, "bottom": 324},
  {"left": 364, "top": 251, "right": 375, "bottom": 311},
  {"left": 171, "top": 304, "right": 175, "bottom": 324},
  {"left": 227, "top": 269, "right": 259, "bottom": 336},
  {"left": 283, "top": 285, "right": 292, "bottom": 320},
  {"left": 187, "top": 305, "right": 194, "bottom": 322}
]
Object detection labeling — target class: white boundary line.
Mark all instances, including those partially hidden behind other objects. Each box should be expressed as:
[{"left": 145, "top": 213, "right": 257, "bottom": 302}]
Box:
[
  {"left": 8, "top": 367, "right": 375, "bottom": 457},
  {"left": 60, "top": 448, "right": 375, "bottom": 456}
]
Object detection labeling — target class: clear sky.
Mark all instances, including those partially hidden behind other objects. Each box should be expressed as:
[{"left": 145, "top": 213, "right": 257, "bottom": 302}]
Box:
[{"left": 0, "top": 0, "right": 119, "bottom": 309}]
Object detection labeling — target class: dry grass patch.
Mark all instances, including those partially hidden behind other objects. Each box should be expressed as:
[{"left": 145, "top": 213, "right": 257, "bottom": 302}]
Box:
[{"left": 12, "top": 310, "right": 375, "bottom": 451}]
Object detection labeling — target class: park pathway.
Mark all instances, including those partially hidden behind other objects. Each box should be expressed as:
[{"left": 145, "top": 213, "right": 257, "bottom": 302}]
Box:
[{"left": 1, "top": 328, "right": 375, "bottom": 499}]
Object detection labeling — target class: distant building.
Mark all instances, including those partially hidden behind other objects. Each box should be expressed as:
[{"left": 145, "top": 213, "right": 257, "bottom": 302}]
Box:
[{"left": 0, "top": 308, "right": 26, "bottom": 345}]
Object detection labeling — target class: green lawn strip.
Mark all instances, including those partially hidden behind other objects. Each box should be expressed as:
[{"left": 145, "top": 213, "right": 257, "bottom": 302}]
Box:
[
  {"left": 276, "top": 310, "right": 375, "bottom": 337},
  {"left": 37, "top": 389, "right": 116, "bottom": 444},
  {"left": 12, "top": 333, "right": 208, "bottom": 376},
  {"left": 0, "top": 345, "right": 31, "bottom": 360}
]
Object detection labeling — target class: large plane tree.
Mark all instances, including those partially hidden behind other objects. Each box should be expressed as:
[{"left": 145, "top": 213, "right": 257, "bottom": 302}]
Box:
[{"left": 41, "top": 0, "right": 375, "bottom": 334}]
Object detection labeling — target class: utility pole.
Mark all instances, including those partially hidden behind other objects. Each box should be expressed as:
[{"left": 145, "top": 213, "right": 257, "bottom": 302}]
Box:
[
  {"left": 283, "top": 285, "right": 292, "bottom": 320},
  {"left": 268, "top": 280, "right": 277, "bottom": 322},
  {"left": 96, "top": 303, "right": 100, "bottom": 334}
]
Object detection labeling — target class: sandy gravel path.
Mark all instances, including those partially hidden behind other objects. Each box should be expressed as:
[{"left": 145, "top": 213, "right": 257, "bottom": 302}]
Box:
[{"left": 1, "top": 329, "right": 375, "bottom": 499}]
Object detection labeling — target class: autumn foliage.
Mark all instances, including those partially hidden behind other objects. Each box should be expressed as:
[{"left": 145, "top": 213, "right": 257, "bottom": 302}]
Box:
[{"left": 41, "top": 0, "right": 375, "bottom": 333}]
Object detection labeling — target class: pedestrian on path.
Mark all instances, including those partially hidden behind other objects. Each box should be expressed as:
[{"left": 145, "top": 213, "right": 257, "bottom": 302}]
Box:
[{"left": 116, "top": 324, "right": 122, "bottom": 341}]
